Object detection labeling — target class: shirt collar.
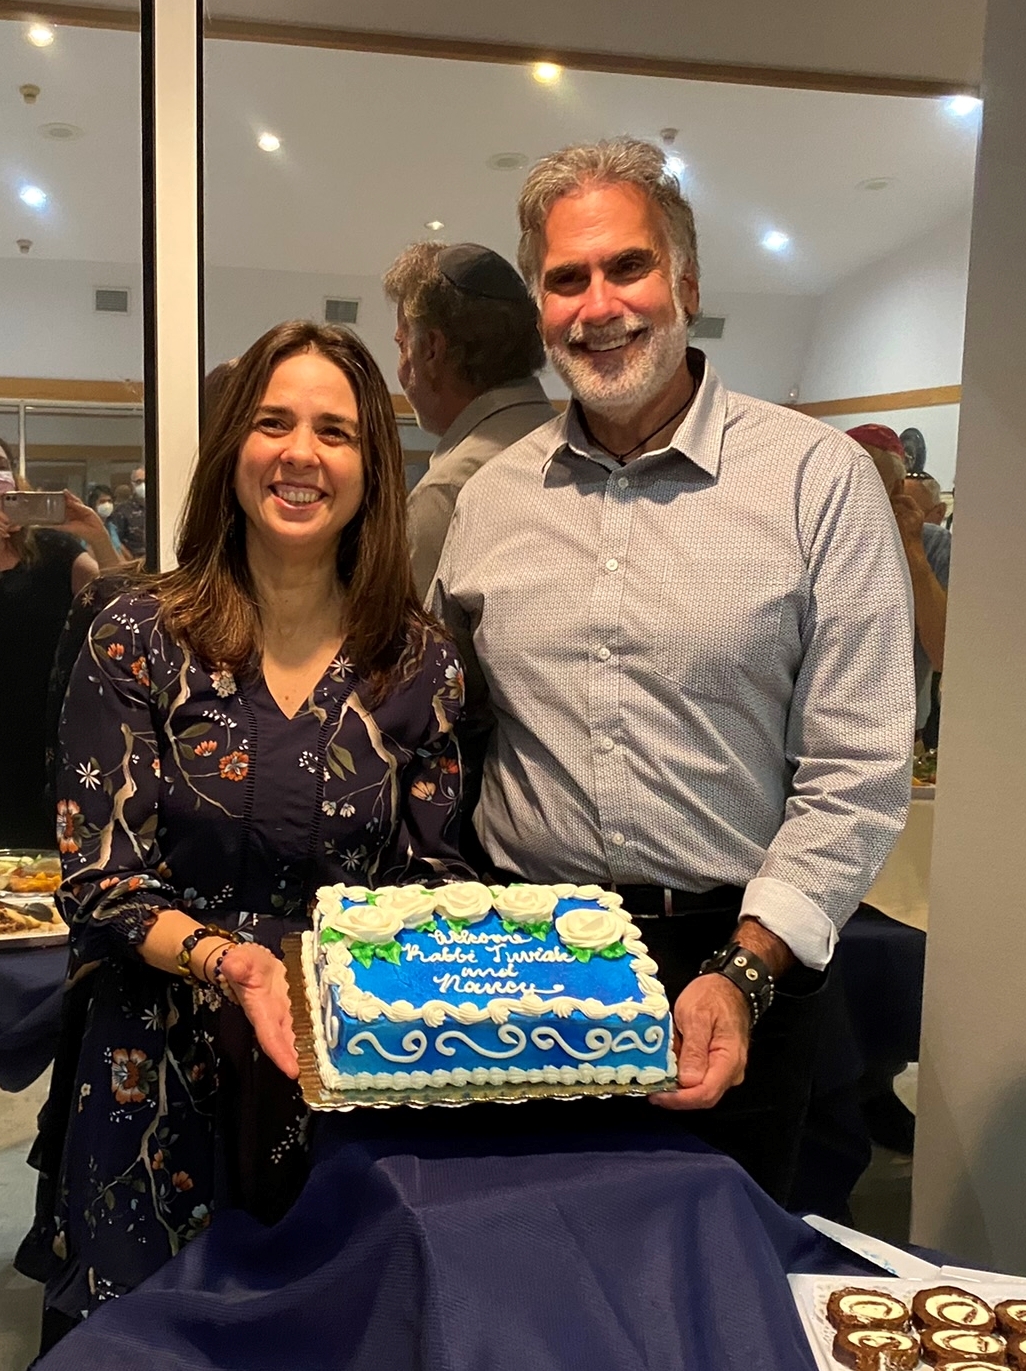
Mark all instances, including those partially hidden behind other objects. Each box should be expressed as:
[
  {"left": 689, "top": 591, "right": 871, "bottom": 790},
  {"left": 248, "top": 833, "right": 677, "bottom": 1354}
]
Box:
[
  {"left": 543, "top": 348, "right": 726, "bottom": 479},
  {"left": 432, "top": 376, "right": 551, "bottom": 459}
]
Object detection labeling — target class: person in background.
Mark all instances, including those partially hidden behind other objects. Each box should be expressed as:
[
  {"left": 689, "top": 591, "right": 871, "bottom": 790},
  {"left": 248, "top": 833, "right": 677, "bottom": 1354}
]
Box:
[
  {"left": 383, "top": 242, "right": 555, "bottom": 598},
  {"left": 0, "top": 440, "right": 122, "bottom": 847},
  {"left": 110, "top": 464, "right": 147, "bottom": 558},
  {"left": 86, "top": 483, "right": 128, "bottom": 559},
  {"left": 17, "top": 321, "right": 472, "bottom": 1350},
  {"left": 903, "top": 470, "right": 948, "bottom": 526},
  {"left": 433, "top": 138, "right": 916, "bottom": 1205},
  {"left": 847, "top": 423, "right": 949, "bottom": 731},
  {"left": 899, "top": 425, "right": 928, "bottom": 476}
]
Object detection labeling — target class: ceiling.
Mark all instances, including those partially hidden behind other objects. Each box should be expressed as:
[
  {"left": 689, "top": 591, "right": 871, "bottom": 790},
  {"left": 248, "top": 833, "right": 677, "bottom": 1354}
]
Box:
[{"left": 0, "top": 18, "right": 980, "bottom": 295}]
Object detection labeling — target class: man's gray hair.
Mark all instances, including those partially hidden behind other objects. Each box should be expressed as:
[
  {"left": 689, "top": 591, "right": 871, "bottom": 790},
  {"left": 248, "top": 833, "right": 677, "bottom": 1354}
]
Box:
[
  {"left": 383, "top": 242, "right": 544, "bottom": 392},
  {"left": 517, "top": 137, "right": 699, "bottom": 297}
]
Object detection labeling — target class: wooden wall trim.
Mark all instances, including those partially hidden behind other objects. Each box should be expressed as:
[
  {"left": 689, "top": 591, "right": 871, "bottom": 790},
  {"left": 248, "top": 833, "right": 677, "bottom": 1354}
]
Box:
[
  {"left": 0, "top": 377, "right": 144, "bottom": 404},
  {"left": 0, "top": 3, "right": 979, "bottom": 99},
  {"left": 794, "top": 384, "right": 962, "bottom": 418}
]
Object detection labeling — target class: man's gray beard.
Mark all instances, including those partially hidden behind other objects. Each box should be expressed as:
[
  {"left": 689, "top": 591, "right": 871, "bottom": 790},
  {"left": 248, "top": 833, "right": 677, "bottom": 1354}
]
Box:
[{"left": 548, "top": 312, "right": 690, "bottom": 419}]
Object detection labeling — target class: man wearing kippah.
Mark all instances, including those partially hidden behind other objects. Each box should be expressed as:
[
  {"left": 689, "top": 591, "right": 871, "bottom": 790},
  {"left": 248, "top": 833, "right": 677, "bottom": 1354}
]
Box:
[
  {"left": 431, "top": 138, "right": 917, "bottom": 1203},
  {"left": 384, "top": 243, "right": 555, "bottom": 598}
]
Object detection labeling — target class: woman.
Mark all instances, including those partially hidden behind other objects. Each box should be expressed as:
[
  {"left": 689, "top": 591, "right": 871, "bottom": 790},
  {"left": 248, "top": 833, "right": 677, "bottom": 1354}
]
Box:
[
  {"left": 86, "top": 483, "right": 128, "bottom": 559},
  {"left": 20, "top": 322, "right": 472, "bottom": 1343},
  {"left": 0, "top": 441, "right": 122, "bottom": 847}
]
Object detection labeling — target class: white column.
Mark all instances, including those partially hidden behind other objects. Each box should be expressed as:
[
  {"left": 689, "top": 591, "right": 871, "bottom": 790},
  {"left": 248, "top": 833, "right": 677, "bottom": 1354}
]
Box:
[
  {"left": 144, "top": 0, "right": 202, "bottom": 570},
  {"left": 911, "top": 0, "right": 1026, "bottom": 1273}
]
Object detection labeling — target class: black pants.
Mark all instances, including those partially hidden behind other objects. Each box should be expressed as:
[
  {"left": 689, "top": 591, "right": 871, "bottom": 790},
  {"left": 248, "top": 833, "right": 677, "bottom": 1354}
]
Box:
[{"left": 482, "top": 872, "right": 828, "bottom": 1206}]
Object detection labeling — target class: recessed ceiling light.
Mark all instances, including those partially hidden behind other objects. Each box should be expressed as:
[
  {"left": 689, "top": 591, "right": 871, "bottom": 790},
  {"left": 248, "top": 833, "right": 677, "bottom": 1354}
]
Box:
[
  {"left": 425, "top": 220, "right": 445, "bottom": 232},
  {"left": 532, "top": 62, "right": 562, "bottom": 85},
  {"left": 40, "top": 122, "right": 83, "bottom": 141},
  {"left": 487, "top": 152, "right": 529, "bottom": 171},
  {"left": 761, "top": 230, "right": 789, "bottom": 252},
  {"left": 856, "top": 177, "right": 895, "bottom": 193},
  {"left": 19, "top": 185, "right": 48, "bottom": 209},
  {"left": 257, "top": 131, "right": 281, "bottom": 152},
  {"left": 26, "top": 23, "right": 55, "bottom": 47},
  {"left": 945, "top": 94, "right": 981, "bottom": 117}
]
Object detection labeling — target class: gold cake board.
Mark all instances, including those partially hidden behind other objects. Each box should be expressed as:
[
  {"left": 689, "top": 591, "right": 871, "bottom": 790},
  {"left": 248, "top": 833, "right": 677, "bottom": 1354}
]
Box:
[{"left": 282, "top": 933, "right": 676, "bottom": 1113}]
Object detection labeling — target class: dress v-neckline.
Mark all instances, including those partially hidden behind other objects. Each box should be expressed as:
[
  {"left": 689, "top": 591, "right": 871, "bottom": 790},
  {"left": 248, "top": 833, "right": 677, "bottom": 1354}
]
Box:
[{"left": 255, "top": 653, "right": 344, "bottom": 722}]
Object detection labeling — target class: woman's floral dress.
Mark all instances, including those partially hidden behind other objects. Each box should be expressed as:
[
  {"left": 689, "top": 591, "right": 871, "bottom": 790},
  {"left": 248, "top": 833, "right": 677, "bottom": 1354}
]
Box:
[{"left": 20, "top": 591, "right": 472, "bottom": 1320}]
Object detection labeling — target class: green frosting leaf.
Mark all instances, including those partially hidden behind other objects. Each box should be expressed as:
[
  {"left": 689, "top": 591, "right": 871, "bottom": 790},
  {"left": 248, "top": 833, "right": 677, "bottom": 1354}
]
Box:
[
  {"left": 348, "top": 941, "right": 377, "bottom": 969},
  {"left": 500, "top": 917, "right": 551, "bottom": 939},
  {"left": 598, "top": 940, "right": 627, "bottom": 960},
  {"left": 411, "top": 918, "right": 437, "bottom": 934},
  {"left": 566, "top": 945, "right": 593, "bottom": 963},
  {"left": 319, "top": 927, "right": 345, "bottom": 945},
  {"left": 445, "top": 917, "right": 469, "bottom": 931},
  {"left": 374, "top": 940, "right": 402, "bottom": 965}
]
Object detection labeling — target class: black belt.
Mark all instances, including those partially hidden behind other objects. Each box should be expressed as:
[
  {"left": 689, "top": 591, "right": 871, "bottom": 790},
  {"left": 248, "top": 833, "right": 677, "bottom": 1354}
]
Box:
[{"left": 608, "top": 883, "right": 745, "bottom": 919}]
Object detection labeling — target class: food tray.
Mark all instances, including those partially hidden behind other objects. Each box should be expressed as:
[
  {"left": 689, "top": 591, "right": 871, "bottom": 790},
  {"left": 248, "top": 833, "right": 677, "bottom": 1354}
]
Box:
[
  {"left": 282, "top": 933, "right": 676, "bottom": 1112},
  {"left": 789, "top": 1273, "right": 1026, "bottom": 1371},
  {"left": 0, "top": 849, "right": 61, "bottom": 894}
]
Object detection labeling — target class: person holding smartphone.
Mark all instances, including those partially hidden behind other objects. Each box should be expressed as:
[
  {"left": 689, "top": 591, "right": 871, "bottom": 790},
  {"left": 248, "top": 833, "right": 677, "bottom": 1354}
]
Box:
[{"left": 0, "top": 440, "right": 122, "bottom": 848}]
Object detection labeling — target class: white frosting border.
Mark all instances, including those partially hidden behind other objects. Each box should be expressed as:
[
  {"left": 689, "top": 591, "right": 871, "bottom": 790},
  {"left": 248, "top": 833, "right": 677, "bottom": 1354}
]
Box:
[{"left": 302, "top": 882, "right": 677, "bottom": 1094}]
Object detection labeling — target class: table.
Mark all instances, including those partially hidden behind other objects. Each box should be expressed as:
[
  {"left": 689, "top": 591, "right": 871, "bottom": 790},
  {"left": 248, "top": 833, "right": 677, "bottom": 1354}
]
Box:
[
  {"left": 863, "top": 793, "right": 935, "bottom": 932},
  {"left": 0, "top": 944, "right": 67, "bottom": 1092},
  {"left": 34, "top": 1110, "right": 894, "bottom": 1371}
]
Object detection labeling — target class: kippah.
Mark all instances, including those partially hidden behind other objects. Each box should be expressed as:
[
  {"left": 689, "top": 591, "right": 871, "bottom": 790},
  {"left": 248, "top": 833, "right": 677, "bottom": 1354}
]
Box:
[
  {"left": 437, "top": 244, "right": 531, "bottom": 302},
  {"left": 845, "top": 423, "right": 906, "bottom": 458}
]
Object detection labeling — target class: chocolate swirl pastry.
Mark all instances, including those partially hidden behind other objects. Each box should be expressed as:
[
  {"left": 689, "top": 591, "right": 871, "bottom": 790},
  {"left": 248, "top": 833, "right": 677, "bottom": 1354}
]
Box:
[
  {"left": 912, "top": 1285, "right": 996, "bottom": 1332},
  {"left": 1007, "top": 1330, "right": 1026, "bottom": 1371},
  {"left": 919, "top": 1325, "right": 1006, "bottom": 1364},
  {"left": 827, "top": 1288, "right": 911, "bottom": 1331},
  {"left": 832, "top": 1327, "right": 919, "bottom": 1369},
  {"left": 932, "top": 1364, "right": 1010, "bottom": 1371},
  {"left": 997, "top": 1302, "right": 1026, "bottom": 1338}
]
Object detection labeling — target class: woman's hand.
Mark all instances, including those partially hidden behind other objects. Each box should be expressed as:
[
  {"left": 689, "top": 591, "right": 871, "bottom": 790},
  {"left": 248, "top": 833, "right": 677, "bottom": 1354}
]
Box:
[
  {"left": 59, "top": 490, "right": 123, "bottom": 570},
  {"left": 218, "top": 942, "right": 300, "bottom": 1079}
]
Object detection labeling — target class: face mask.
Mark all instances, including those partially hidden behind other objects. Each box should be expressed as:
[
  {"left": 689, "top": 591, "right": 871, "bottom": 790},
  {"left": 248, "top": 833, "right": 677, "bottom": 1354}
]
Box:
[
  {"left": 96, "top": 501, "right": 114, "bottom": 519},
  {"left": 133, "top": 481, "right": 146, "bottom": 500},
  {"left": 0, "top": 470, "right": 15, "bottom": 496}
]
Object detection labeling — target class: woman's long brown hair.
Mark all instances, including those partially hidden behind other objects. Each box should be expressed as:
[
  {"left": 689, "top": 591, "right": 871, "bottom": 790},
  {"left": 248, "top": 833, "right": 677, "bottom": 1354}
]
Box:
[{"left": 155, "top": 321, "right": 431, "bottom": 696}]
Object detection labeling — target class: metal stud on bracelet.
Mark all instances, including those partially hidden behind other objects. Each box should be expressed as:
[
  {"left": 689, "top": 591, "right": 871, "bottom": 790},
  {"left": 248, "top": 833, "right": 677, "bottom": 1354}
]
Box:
[{"left": 698, "top": 942, "right": 776, "bottom": 1025}]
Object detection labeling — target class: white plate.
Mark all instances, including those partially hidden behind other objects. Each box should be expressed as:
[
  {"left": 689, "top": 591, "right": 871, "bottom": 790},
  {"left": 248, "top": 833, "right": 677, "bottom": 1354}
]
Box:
[
  {"left": 789, "top": 1273, "right": 1026, "bottom": 1371},
  {"left": 0, "top": 923, "right": 68, "bottom": 950}
]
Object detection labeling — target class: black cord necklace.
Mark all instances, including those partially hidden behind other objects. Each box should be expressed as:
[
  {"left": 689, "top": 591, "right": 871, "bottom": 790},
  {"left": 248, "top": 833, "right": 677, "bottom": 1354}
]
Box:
[{"left": 583, "top": 379, "right": 697, "bottom": 463}]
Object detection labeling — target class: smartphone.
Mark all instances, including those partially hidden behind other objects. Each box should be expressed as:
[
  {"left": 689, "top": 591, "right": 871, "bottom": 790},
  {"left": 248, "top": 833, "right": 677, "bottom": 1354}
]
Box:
[{"left": 2, "top": 491, "right": 67, "bottom": 525}]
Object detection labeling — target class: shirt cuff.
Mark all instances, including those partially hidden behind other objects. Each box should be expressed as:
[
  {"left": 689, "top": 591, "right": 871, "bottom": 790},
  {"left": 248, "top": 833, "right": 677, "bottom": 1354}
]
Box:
[{"left": 740, "top": 876, "right": 839, "bottom": 971}]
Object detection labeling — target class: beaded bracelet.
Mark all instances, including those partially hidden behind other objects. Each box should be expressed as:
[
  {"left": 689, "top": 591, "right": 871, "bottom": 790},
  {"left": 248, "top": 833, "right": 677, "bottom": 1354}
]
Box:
[{"left": 175, "top": 924, "right": 241, "bottom": 984}]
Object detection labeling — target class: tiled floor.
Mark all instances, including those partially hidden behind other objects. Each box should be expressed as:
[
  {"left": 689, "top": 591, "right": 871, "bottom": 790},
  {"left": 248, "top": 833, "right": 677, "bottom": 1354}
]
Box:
[
  {"left": 0, "top": 1075, "right": 48, "bottom": 1371},
  {"left": 0, "top": 1072, "right": 917, "bottom": 1371}
]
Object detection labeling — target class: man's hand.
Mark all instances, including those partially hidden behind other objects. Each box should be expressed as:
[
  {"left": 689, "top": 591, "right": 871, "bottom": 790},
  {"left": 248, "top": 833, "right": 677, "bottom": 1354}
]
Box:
[
  {"left": 219, "top": 942, "right": 300, "bottom": 1080},
  {"left": 890, "top": 492, "right": 926, "bottom": 551},
  {"left": 650, "top": 972, "right": 750, "bottom": 1111}
]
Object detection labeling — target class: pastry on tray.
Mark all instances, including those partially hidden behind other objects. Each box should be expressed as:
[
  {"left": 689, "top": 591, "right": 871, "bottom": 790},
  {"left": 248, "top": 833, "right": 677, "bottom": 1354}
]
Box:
[
  {"left": 912, "top": 1286, "right": 996, "bottom": 1332},
  {"left": 827, "top": 1288, "right": 911, "bottom": 1331},
  {"left": 831, "top": 1327, "right": 920, "bottom": 1369},
  {"left": 997, "top": 1302, "right": 1026, "bottom": 1338},
  {"left": 919, "top": 1325, "right": 1006, "bottom": 1364},
  {"left": 1006, "top": 1330, "right": 1026, "bottom": 1371}
]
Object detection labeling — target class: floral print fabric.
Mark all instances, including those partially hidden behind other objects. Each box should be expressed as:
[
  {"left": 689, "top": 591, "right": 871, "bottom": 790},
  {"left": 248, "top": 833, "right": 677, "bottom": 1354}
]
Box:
[{"left": 29, "top": 591, "right": 471, "bottom": 1318}]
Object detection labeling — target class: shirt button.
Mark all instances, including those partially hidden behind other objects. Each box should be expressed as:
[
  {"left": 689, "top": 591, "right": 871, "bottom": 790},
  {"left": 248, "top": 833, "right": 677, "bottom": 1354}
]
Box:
[
  {"left": 599, "top": 737, "right": 614, "bottom": 752},
  {"left": 617, "top": 476, "right": 629, "bottom": 490},
  {"left": 596, "top": 646, "right": 611, "bottom": 661},
  {"left": 610, "top": 831, "right": 626, "bottom": 846},
  {"left": 604, "top": 557, "right": 619, "bottom": 572}
]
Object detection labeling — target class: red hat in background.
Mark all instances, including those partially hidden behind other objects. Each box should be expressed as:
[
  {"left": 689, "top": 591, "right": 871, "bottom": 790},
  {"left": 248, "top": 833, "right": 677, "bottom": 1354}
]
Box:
[{"left": 845, "top": 423, "right": 906, "bottom": 458}]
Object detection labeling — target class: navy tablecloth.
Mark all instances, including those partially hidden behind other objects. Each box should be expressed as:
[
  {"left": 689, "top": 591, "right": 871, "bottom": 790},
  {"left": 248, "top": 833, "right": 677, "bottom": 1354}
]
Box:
[
  {"left": 34, "top": 1111, "right": 891, "bottom": 1371},
  {"left": 836, "top": 906, "right": 926, "bottom": 1065},
  {"left": 0, "top": 944, "right": 67, "bottom": 1092}
]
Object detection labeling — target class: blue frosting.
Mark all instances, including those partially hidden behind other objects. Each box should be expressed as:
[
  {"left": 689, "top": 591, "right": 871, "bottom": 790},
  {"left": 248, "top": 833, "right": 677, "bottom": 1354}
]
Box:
[{"left": 323, "top": 899, "right": 672, "bottom": 1083}]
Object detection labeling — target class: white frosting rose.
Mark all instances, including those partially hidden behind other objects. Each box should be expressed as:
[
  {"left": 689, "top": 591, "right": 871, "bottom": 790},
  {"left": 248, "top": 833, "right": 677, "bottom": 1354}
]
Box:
[
  {"left": 334, "top": 904, "right": 405, "bottom": 945},
  {"left": 555, "top": 906, "right": 627, "bottom": 951},
  {"left": 551, "top": 883, "right": 578, "bottom": 899},
  {"left": 434, "top": 882, "right": 494, "bottom": 923},
  {"left": 340, "top": 885, "right": 373, "bottom": 905},
  {"left": 492, "top": 885, "right": 558, "bottom": 925},
  {"left": 373, "top": 885, "right": 437, "bottom": 927}
]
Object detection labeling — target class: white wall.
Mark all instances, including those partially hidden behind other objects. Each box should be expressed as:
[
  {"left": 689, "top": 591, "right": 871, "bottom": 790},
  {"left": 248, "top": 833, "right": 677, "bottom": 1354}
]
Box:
[
  {"left": 800, "top": 212, "right": 972, "bottom": 402},
  {"left": 3, "top": 256, "right": 820, "bottom": 410}
]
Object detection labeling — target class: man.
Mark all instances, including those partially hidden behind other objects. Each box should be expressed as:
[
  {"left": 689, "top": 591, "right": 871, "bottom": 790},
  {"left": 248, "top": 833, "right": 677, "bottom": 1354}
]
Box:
[
  {"left": 848, "top": 424, "right": 949, "bottom": 729},
  {"left": 432, "top": 139, "right": 916, "bottom": 1201},
  {"left": 110, "top": 464, "right": 146, "bottom": 559},
  {"left": 903, "top": 471, "right": 948, "bottom": 526},
  {"left": 384, "top": 242, "right": 555, "bottom": 597}
]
